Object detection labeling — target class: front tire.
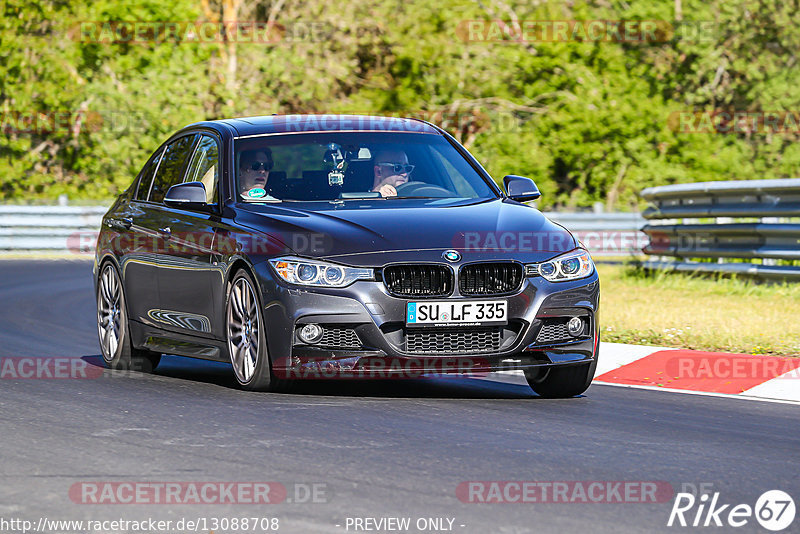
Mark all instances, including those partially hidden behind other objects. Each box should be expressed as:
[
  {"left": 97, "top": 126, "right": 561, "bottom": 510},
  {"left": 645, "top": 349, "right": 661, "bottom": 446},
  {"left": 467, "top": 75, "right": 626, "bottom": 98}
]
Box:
[
  {"left": 225, "top": 269, "right": 288, "bottom": 391},
  {"left": 525, "top": 360, "right": 597, "bottom": 398},
  {"left": 96, "top": 262, "right": 161, "bottom": 372}
]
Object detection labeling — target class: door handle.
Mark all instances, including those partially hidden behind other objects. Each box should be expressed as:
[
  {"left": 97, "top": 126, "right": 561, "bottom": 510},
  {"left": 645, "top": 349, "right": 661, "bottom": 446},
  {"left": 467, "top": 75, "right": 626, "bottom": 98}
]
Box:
[
  {"left": 158, "top": 226, "right": 172, "bottom": 239},
  {"left": 108, "top": 217, "right": 132, "bottom": 230}
]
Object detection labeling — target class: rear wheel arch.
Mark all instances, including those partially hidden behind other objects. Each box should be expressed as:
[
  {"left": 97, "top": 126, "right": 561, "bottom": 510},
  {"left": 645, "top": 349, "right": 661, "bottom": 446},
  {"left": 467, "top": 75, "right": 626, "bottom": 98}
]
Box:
[{"left": 95, "top": 259, "right": 160, "bottom": 372}]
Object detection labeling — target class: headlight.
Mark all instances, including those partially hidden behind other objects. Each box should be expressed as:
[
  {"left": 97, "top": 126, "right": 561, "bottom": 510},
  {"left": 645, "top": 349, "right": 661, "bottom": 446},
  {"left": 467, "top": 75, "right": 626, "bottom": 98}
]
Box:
[
  {"left": 269, "top": 257, "right": 373, "bottom": 287},
  {"left": 526, "top": 250, "right": 594, "bottom": 282}
]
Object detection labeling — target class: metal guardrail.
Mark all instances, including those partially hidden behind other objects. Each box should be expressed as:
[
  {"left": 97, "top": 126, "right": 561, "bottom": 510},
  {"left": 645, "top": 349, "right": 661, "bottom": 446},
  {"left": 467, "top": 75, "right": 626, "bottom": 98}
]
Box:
[
  {"left": 0, "top": 205, "right": 645, "bottom": 256},
  {"left": 545, "top": 212, "right": 646, "bottom": 257},
  {"left": 640, "top": 179, "right": 800, "bottom": 280},
  {"left": 546, "top": 212, "right": 645, "bottom": 231},
  {"left": 0, "top": 206, "right": 106, "bottom": 252}
]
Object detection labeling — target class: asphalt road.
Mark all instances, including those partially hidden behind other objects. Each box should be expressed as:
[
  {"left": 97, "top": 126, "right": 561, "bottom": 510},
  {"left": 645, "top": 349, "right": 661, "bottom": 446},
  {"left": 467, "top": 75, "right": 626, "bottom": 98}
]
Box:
[{"left": 0, "top": 260, "right": 798, "bottom": 534}]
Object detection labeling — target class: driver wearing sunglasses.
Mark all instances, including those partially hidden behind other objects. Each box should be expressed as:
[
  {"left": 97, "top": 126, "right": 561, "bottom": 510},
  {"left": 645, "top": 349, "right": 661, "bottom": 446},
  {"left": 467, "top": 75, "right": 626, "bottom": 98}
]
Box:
[
  {"left": 239, "top": 148, "right": 277, "bottom": 199},
  {"left": 371, "top": 149, "right": 415, "bottom": 198}
]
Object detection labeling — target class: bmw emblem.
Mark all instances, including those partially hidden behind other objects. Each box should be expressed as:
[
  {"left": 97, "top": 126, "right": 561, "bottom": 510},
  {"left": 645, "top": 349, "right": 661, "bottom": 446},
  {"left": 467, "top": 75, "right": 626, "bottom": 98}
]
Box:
[{"left": 442, "top": 250, "right": 461, "bottom": 262}]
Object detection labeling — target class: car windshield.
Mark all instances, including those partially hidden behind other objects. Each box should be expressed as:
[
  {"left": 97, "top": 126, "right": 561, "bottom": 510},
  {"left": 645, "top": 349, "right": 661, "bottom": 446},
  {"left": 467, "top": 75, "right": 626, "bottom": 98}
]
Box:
[{"left": 234, "top": 132, "right": 497, "bottom": 203}]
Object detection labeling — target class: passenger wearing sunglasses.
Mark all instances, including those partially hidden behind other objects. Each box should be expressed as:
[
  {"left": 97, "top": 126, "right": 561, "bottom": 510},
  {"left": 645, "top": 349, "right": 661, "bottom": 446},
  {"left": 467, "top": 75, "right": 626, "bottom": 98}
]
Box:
[
  {"left": 239, "top": 148, "right": 277, "bottom": 200},
  {"left": 371, "top": 149, "right": 415, "bottom": 198}
]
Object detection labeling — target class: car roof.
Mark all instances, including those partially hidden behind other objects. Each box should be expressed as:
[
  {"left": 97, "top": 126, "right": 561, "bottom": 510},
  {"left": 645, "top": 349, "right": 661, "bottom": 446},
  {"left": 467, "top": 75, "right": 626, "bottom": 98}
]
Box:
[{"left": 183, "top": 114, "right": 442, "bottom": 138}]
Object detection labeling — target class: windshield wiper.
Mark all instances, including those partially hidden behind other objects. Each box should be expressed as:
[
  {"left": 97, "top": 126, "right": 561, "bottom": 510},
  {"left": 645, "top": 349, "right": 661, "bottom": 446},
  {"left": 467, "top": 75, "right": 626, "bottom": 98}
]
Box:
[{"left": 386, "top": 196, "right": 446, "bottom": 200}]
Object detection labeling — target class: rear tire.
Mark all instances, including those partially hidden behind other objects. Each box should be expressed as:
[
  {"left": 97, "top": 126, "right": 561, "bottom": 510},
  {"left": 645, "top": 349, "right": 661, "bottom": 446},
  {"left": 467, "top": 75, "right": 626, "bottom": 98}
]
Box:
[
  {"left": 525, "top": 361, "right": 597, "bottom": 398},
  {"left": 96, "top": 262, "right": 161, "bottom": 372}
]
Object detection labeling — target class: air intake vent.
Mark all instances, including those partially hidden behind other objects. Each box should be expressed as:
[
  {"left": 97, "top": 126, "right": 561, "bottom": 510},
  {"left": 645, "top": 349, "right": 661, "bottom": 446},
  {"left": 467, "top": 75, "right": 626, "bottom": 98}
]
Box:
[
  {"left": 406, "top": 327, "right": 501, "bottom": 354},
  {"left": 383, "top": 264, "right": 453, "bottom": 298},
  {"left": 294, "top": 325, "right": 362, "bottom": 349},
  {"left": 318, "top": 326, "right": 361, "bottom": 349},
  {"left": 459, "top": 262, "right": 523, "bottom": 296},
  {"left": 534, "top": 317, "right": 588, "bottom": 345}
]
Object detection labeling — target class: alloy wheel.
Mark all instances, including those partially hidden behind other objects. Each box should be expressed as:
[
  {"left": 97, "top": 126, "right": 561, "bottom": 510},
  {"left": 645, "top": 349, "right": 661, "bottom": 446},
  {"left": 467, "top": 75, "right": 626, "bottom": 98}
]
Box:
[
  {"left": 97, "top": 264, "right": 122, "bottom": 361},
  {"left": 227, "top": 276, "right": 261, "bottom": 384}
]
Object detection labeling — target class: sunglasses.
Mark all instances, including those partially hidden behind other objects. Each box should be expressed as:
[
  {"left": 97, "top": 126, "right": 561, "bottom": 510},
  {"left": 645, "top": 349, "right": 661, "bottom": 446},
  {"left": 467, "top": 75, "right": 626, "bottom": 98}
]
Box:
[
  {"left": 377, "top": 162, "right": 415, "bottom": 175},
  {"left": 247, "top": 161, "right": 272, "bottom": 171}
]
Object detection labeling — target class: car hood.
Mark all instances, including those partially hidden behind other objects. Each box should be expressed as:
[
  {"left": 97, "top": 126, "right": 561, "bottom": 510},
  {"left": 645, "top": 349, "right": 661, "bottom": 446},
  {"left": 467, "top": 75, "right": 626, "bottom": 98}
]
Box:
[{"left": 234, "top": 198, "right": 577, "bottom": 264}]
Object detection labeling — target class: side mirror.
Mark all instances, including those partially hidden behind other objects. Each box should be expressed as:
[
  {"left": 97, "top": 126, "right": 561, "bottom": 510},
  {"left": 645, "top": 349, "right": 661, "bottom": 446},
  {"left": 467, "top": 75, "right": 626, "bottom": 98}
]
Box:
[
  {"left": 503, "top": 175, "right": 541, "bottom": 202},
  {"left": 164, "top": 182, "right": 208, "bottom": 210}
]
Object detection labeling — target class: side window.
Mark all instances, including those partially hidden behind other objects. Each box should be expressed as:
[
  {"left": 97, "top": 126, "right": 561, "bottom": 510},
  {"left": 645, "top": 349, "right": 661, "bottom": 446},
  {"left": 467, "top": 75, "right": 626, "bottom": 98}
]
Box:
[
  {"left": 135, "top": 151, "right": 162, "bottom": 201},
  {"left": 184, "top": 135, "right": 219, "bottom": 204},
  {"left": 150, "top": 134, "right": 198, "bottom": 203}
]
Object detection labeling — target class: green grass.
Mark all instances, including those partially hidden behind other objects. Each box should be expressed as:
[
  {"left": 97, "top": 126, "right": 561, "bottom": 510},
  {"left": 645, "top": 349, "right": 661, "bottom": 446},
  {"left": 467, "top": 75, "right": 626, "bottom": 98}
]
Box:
[{"left": 597, "top": 263, "right": 800, "bottom": 357}]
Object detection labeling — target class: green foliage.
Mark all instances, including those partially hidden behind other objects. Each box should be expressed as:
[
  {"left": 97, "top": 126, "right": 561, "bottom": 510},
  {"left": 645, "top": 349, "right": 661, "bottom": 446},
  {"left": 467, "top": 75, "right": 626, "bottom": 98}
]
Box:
[{"left": 1, "top": 0, "right": 799, "bottom": 205}]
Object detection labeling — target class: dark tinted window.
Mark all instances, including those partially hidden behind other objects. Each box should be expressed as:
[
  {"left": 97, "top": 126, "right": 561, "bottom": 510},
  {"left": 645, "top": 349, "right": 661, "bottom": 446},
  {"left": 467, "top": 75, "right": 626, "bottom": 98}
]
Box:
[
  {"left": 135, "top": 151, "right": 162, "bottom": 201},
  {"left": 150, "top": 134, "right": 197, "bottom": 203},
  {"left": 184, "top": 135, "right": 219, "bottom": 203}
]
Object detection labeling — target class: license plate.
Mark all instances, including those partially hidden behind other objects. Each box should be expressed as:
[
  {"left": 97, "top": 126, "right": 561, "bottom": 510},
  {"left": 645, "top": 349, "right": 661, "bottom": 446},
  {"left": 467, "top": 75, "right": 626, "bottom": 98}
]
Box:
[{"left": 406, "top": 300, "right": 507, "bottom": 327}]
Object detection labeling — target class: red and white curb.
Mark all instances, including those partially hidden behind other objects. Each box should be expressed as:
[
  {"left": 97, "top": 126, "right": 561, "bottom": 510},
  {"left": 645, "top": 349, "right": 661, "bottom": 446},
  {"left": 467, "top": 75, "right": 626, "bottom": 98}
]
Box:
[{"left": 488, "top": 342, "right": 800, "bottom": 404}]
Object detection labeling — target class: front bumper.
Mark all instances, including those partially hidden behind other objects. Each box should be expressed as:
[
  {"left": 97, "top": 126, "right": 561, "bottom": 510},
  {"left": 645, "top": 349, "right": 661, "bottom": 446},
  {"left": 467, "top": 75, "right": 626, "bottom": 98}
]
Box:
[{"left": 252, "top": 261, "right": 600, "bottom": 378}]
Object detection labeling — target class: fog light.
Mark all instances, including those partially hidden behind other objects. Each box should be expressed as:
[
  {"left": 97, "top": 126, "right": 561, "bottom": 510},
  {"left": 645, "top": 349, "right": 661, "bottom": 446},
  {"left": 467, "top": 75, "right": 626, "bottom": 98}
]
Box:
[
  {"left": 299, "top": 323, "right": 324, "bottom": 344},
  {"left": 567, "top": 317, "right": 584, "bottom": 337}
]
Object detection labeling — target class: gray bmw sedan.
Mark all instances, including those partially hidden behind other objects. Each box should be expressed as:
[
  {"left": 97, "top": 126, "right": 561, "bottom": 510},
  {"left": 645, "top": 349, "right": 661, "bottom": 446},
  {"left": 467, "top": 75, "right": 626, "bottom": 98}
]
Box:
[{"left": 94, "top": 115, "right": 599, "bottom": 397}]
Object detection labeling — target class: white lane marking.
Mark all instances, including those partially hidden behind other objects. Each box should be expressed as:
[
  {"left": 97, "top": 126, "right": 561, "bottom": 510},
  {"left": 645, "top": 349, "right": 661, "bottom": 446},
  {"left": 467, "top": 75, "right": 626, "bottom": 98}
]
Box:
[
  {"left": 485, "top": 342, "right": 800, "bottom": 404},
  {"left": 739, "top": 368, "right": 800, "bottom": 402},
  {"left": 481, "top": 373, "right": 800, "bottom": 404},
  {"left": 591, "top": 381, "right": 800, "bottom": 406},
  {"left": 594, "top": 342, "right": 676, "bottom": 376}
]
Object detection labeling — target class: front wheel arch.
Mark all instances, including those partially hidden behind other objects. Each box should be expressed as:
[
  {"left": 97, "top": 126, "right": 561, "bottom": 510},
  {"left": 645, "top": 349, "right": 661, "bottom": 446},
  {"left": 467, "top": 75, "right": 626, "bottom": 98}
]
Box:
[{"left": 224, "top": 266, "right": 291, "bottom": 392}]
